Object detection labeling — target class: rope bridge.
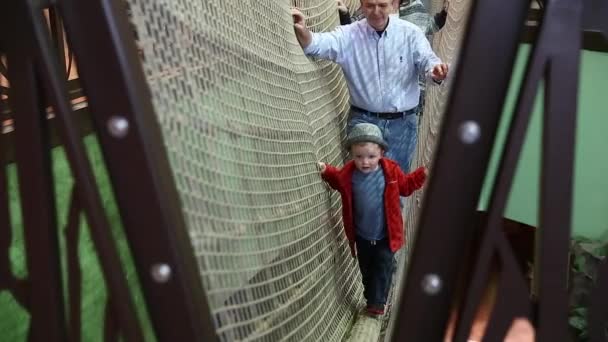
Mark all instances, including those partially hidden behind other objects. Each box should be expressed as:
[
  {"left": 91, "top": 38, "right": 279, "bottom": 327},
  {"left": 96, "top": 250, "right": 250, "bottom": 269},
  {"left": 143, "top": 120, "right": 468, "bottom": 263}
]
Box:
[
  {"left": 0, "top": 0, "right": 464, "bottom": 340},
  {"left": 0, "top": 0, "right": 467, "bottom": 340},
  {"left": 4, "top": 0, "right": 605, "bottom": 340}
]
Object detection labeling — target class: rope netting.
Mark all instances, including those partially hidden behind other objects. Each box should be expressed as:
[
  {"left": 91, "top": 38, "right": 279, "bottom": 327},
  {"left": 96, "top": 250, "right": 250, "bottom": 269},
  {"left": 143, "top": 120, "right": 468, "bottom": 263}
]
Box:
[
  {"left": 125, "top": 0, "right": 467, "bottom": 340},
  {"left": 126, "top": 0, "right": 362, "bottom": 341}
]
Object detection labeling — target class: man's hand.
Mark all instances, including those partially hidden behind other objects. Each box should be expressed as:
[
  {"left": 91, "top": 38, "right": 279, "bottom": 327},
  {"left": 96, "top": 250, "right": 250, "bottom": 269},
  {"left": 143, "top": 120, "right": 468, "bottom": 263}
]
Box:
[
  {"left": 336, "top": 0, "right": 348, "bottom": 14},
  {"left": 318, "top": 162, "right": 327, "bottom": 173},
  {"left": 292, "top": 8, "right": 312, "bottom": 48},
  {"left": 292, "top": 8, "right": 306, "bottom": 31},
  {"left": 431, "top": 63, "right": 449, "bottom": 81}
]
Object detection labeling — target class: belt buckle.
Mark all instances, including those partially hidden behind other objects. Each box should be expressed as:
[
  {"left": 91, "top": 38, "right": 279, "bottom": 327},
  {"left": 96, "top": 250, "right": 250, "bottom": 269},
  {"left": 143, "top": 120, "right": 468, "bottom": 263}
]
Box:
[{"left": 370, "top": 240, "right": 376, "bottom": 246}]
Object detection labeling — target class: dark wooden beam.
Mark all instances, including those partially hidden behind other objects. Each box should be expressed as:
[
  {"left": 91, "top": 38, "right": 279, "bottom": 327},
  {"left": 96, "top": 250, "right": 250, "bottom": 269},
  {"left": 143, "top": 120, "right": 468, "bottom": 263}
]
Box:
[
  {"left": 522, "top": 25, "right": 608, "bottom": 52},
  {"left": 0, "top": 105, "right": 93, "bottom": 165}
]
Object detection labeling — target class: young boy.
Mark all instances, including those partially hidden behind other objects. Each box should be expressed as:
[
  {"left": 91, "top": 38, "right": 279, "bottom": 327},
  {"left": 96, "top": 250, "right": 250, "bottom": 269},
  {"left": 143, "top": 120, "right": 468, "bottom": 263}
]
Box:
[{"left": 318, "top": 123, "right": 427, "bottom": 316}]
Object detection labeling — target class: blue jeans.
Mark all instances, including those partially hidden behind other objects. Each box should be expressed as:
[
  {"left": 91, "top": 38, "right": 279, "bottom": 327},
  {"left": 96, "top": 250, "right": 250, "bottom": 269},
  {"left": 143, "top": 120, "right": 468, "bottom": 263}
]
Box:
[
  {"left": 347, "top": 109, "right": 418, "bottom": 173},
  {"left": 355, "top": 236, "right": 395, "bottom": 308}
]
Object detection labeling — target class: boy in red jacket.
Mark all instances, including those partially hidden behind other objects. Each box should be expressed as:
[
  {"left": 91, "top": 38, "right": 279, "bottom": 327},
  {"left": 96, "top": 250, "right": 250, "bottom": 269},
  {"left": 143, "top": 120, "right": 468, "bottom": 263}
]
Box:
[{"left": 318, "top": 123, "right": 426, "bottom": 316}]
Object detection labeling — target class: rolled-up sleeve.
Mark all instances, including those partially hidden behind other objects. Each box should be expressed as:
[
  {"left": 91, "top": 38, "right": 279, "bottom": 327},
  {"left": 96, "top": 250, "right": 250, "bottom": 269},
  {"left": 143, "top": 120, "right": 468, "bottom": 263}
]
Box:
[{"left": 303, "top": 26, "right": 349, "bottom": 63}]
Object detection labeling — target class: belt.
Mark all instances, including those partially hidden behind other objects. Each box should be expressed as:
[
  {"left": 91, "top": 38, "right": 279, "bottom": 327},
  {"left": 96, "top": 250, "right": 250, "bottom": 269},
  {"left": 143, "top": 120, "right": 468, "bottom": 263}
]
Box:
[{"left": 351, "top": 105, "right": 416, "bottom": 119}]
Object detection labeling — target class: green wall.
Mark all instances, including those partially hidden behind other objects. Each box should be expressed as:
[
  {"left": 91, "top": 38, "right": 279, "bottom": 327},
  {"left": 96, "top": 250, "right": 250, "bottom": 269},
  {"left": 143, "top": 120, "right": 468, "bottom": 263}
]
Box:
[{"left": 479, "top": 45, "right": 608, "bottom": 239}]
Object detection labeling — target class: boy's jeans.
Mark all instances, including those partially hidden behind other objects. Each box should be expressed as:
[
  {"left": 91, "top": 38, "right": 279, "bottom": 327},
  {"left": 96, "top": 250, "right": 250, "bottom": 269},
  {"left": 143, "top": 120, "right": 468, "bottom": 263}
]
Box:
[
  {"left": 347, "top": 109, "right": 418, "bottom": 174},
  {"left": 355, "top": 236, "right": 396, "bottom": 308}
]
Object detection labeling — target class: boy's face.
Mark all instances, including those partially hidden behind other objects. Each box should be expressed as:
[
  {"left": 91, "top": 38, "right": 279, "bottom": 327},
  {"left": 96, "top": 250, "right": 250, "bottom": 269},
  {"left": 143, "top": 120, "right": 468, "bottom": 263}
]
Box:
[{"left": 351, "top": 142, "right": 383, "bottom": 173}]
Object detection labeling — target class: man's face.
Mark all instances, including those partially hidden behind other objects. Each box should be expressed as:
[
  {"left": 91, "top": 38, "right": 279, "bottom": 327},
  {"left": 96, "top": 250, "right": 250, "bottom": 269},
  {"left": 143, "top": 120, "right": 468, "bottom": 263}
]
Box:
[{"left": 361, "top": 0, "right": 394, "bottom": 30}]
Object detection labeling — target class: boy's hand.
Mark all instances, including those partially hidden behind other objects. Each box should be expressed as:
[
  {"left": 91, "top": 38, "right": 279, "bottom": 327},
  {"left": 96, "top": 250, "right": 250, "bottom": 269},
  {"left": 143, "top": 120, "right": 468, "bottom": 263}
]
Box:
[{"left": 317, "top": 162, "right": 327, "bottom": 173}]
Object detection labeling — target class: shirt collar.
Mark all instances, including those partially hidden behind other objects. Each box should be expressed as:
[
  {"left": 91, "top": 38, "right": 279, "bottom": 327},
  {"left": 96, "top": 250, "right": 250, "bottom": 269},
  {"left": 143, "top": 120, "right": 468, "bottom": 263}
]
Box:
[{"left": 364, "top": 16, "right": 394, "bottom": 38}]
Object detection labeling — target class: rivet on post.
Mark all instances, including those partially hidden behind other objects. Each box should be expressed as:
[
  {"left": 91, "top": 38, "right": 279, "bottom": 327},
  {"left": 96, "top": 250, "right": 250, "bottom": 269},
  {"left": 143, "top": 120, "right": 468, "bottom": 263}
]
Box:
[
  {"left": 458, "top": 120, "right": 481, "bottom": 144},
  {"left": 107, "top": 116, "right": 130, "bottom": 138},
  {"left": 421, "top": 273, "right": 442, "bottom": 295},
  {"left": 151, "top": 263, "right": 172, "bottom": 283}
]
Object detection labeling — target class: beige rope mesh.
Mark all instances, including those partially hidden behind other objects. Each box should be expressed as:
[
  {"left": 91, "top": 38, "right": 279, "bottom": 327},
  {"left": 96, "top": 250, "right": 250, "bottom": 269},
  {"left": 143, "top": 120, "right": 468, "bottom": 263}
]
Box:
[{"left": 126, "top": 0, "right": 365, "bottom": 340}]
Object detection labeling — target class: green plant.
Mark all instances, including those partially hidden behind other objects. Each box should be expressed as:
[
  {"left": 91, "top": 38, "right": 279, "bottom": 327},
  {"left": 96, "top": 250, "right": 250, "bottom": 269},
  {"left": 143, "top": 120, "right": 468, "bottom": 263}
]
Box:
[{"left": 568, "top": 236, "right": 608, "bottom": 341}]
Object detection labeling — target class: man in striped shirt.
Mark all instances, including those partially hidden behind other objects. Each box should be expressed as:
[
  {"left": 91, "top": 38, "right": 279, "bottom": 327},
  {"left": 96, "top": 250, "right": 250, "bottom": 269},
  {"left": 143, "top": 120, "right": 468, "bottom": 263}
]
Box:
[
  {"left": 339, "top": 0, "right": 449, "bottom": 118},
  {"left": 292, "top": 0, "right": 448, "bottom": 174}
]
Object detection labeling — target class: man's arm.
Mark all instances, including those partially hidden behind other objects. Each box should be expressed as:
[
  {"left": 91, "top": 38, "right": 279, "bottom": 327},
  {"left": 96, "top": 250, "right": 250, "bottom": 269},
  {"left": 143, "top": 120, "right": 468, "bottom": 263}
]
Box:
[
  {"left": 411, "top": 28, "right": 449, "bottom": 82},
  {"left": 292, "top": 8, "right": 350, "bottom": 62}
]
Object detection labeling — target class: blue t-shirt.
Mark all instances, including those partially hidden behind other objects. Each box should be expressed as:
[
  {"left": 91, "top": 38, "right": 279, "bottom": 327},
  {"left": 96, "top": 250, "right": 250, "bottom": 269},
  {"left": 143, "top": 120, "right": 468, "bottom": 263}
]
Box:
[{"left": 352, "top": 166, "right": 386, "bottom": 240}]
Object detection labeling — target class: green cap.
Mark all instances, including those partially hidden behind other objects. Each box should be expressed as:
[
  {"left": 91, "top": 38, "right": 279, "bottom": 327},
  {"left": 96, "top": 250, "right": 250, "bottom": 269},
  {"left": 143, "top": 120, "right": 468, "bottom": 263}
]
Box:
[{"left": 344, "top": 123, "right": 388, "bottom": 150}]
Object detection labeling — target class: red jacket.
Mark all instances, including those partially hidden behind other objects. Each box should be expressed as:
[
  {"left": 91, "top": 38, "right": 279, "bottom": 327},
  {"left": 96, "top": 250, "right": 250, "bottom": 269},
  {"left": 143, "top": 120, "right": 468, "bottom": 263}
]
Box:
[{"left": 321, "top": 158, "right": 426, "bottom": 253}]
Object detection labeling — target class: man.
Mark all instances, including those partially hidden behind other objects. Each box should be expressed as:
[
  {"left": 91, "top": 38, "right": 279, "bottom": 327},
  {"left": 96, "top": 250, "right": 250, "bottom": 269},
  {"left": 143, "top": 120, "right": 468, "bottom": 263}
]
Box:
[
  {"left": 292, "top": 0, "right": 448, "bottom": 173},
  {"left": 338, "top": 0, "right": 449, "bottom": 117}
]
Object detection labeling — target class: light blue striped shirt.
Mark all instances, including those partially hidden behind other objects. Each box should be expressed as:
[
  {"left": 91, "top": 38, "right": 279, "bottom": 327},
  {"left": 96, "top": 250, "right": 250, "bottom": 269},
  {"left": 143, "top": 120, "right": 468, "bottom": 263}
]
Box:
[{"left": 303, "top": 16, "right": 442, "bottom": 113}]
